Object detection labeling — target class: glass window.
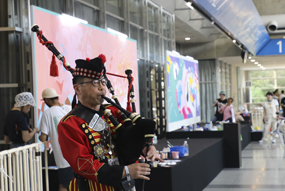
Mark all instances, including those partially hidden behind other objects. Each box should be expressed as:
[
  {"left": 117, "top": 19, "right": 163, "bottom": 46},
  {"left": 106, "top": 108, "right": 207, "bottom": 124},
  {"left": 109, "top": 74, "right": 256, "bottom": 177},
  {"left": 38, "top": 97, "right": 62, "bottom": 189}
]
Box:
[
  {"left": 250, "top": 70, "right": 274, "bottom": 78},
  {"left": 252, "top": 79, "right": 275, "bottom": 88},
  {"left": 80, "top": 0, "right": 99, "bottom": 7},
  {"left": 106, "top": 0, "right": 123, "bottom": 17},
  {"left": 162, "top": 13, "right": 171, "bottom": 38},
  {"left": 30, "top": 0, "right": 63, "bottom": 14},
  {"left": 0, "top": 32, "right": 21, "bottom": 83},
  {"left": 106, "top": 14, "right": 124, "bottom": 33},
  {"left": 129, "top": 0, "right": 143, "bottom": 26},
  {"left": 251, "top": 88, "right": 274, "bottom": 99},
  {"left": 277, "top": 78, "right": 285, "bottom": 87},
  {"left": 75, "top": 2, "right": 99, "bottom": 26},
  {"left": 147, "top": 4, "right": 159, "bottom": 33},
  {"left": 149, "top": 33, "right": 159, "bottom": 61},
  {"left": 130, "top": 25, "right": 144, "bottom": 58},
  {"left": 277, "top": 70, "right": 285, "bottom": 77}
]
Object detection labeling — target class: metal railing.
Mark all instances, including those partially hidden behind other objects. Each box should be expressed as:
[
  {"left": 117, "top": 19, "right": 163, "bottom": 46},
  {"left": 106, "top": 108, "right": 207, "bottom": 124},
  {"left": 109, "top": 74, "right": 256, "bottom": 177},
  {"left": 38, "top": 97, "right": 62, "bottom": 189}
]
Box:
[{"left": 0, "top": 142, "right": 49, "bottom": 191}]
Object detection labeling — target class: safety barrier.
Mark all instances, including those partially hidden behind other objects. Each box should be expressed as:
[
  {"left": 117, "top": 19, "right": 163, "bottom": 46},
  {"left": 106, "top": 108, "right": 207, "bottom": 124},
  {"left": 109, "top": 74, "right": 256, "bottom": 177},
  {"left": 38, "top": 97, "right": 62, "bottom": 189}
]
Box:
[{"left": 0, "top": 142, "right": 49, "bottom": 191}]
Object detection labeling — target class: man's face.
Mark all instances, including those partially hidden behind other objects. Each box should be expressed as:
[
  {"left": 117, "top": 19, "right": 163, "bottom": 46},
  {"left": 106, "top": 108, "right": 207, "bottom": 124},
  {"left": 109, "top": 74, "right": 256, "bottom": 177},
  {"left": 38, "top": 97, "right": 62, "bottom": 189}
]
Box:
[
  {"left": 75, "top": 77, "right": 107, "bottom": 107},
  {"left": 220, "top": 94, "right": 225, "bottom": 99},
  {"left": 43, "top": 98, "right": 51, "bottom": 107},
  {"left": 267, "top": 95, "right": 272, "bottom": 101}
]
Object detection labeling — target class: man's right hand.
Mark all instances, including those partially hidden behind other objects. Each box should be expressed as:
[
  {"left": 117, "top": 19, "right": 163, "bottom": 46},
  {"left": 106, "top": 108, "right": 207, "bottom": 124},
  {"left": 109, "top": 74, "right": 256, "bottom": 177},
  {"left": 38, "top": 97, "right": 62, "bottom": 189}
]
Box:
[{"left": 126, "top": 163, "right": 151, "bottom": 180}]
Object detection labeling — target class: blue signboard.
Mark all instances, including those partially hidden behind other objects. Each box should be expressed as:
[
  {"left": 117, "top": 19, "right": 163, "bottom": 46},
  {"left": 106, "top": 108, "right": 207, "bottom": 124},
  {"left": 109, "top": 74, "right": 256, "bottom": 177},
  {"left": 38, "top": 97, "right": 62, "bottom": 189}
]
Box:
[
  {"left": 192, "top": 0, "right": 270, "bottom": 55},
  {"left": 257, "top": 39, "right": 285, "bottom": 56}
]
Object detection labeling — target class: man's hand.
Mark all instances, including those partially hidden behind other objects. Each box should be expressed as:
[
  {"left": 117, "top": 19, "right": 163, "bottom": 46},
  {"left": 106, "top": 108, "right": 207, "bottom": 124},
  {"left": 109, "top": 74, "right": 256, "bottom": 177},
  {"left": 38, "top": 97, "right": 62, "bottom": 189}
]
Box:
[
  {"left": 142, "top": 145, "right": 164, "bottom": 162},
  {"left": 126, "top": 163, "right": 151, "bottom": 180}
]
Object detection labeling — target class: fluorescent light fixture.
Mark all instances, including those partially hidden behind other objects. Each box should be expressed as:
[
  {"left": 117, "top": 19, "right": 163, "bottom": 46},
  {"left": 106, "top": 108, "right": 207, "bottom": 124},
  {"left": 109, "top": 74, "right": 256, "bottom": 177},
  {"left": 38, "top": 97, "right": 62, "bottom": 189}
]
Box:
[
  {"left": 257, "top": 64, "right": 261, "bottom": 66},
  {"left": 232, "top": 39, "right": 236, "bottom": 43},
  {"left": 185, "top": 37, "right": 191, "bottom": 40},
  {"left": 172, "top": 50, "right": 180, "bottom": 55},
  {"left": 254, "top": 62, "right": 258, "bottom": 64},
  {"left": 185, "top": 2, "right": 194, "bottom": 9},
  {"left": 251, "top": 59, "right": 255, "bottom": 62},
  {"left": 248, "top": 56, "right": 252, "bottom": 59},
  {"left": 107, "top": 28, "right": 128, "bottom": 39},
  {"left": 262, "top": 67, "right": 266, "bottom": 70},
  {"left": 60, "top": 13, "right": 88, "bottom": 24}
]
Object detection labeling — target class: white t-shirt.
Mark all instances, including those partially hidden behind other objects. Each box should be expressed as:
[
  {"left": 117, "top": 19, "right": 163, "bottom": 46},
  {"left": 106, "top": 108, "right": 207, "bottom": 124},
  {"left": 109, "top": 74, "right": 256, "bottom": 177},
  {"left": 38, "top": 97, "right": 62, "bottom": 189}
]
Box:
[
  {"left": 39, "top": 104, "right": 72, "bottom": 168},
  {"left": 263, "top": 99, "right": 279, "bottom": 118}
]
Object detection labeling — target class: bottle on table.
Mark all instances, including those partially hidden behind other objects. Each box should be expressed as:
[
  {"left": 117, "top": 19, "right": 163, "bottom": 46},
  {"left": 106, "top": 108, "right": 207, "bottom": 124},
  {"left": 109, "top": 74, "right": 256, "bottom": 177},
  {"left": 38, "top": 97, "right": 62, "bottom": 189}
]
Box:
[
  {"left": 209, "top": 121, "right": 213, "bottom": 130},
  {"left": 183, "top": 140, "right": 189, "bottom": 156}
]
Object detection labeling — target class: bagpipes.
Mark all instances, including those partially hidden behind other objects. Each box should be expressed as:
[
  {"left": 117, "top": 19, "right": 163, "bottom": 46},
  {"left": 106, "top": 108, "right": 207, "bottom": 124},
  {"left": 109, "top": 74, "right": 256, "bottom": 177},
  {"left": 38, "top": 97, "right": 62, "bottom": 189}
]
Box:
[{"left": 31, "top": 24, "right": 155, "bottom": 166}]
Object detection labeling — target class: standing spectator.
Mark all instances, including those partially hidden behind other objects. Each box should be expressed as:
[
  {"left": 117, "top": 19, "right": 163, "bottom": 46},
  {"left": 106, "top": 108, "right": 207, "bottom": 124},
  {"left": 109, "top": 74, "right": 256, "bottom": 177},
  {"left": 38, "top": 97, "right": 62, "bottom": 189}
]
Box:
[
  {"left": 259, "top": 92, "right": 279, "bottom": 144},
  {"left": 211, "top": 91, "right": 227, "bottom": 123},
  {"left": 280, "top": 92, "right": 285, "bottom": 117},
  {"left": 219, "top": 98, "right": 235, "bottom": 122},
  {"left": 39, "top": 88, "right": 73, "bottom": 191},
  {"left": 279, "top": 90, "right": 285, "bottom": 110},
  {"left": 3, "top": 92, "right": 39, "bottom": 148},
  {"left": 273, "top": 89, "right": 279, "bottom": 101}
]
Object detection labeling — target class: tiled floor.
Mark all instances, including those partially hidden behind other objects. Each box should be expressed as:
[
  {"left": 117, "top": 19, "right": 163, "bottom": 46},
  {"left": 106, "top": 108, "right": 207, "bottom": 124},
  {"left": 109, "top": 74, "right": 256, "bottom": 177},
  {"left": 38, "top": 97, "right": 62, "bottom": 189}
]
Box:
[{"left": 204, "top": 140, "right": 285, "bottom": 191}]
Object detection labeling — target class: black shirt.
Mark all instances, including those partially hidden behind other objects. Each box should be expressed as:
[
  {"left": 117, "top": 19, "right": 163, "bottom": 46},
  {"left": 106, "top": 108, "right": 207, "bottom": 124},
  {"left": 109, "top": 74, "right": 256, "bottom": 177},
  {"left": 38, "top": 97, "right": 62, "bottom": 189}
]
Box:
[
  {"left": 281, "top": 97, "right": 285, "bottom": 108},
  {"left": 3, "top": 110, "right": 30, "bottom": 144},
  {"left": 214, "top": 98, "right": 228, "bottom": 120}
]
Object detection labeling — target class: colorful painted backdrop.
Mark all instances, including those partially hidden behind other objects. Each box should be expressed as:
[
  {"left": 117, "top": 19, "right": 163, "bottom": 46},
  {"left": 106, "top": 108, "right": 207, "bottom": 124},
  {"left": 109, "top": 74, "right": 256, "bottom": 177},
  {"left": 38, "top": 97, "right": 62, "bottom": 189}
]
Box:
[
  {"left": 31, "top": 6, "right": 139, "bottom": 127},
  {"left": 166, "top": 51, "right": 200, "bottom": 132}
]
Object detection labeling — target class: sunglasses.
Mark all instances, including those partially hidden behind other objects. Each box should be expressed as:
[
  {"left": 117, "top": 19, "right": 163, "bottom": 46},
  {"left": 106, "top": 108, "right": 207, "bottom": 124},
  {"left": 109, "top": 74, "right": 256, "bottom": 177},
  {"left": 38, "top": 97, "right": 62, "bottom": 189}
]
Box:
[{"left": 78, "top": 78, "right": 107, "bottom": 87}]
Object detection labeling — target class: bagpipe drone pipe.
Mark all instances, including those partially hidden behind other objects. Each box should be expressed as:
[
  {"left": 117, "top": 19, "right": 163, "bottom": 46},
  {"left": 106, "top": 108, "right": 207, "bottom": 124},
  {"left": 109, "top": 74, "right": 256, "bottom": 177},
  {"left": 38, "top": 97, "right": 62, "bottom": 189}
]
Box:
[{"left": 31, "top": 24, "right": 155, "bottom": 165}]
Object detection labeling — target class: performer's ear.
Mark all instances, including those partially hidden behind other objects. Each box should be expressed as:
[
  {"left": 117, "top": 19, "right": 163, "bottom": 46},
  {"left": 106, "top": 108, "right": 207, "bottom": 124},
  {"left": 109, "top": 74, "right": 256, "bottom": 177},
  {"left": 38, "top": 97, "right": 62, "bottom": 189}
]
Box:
[{"left": 73, "top": 84, "right": 80, "bottom": 95}]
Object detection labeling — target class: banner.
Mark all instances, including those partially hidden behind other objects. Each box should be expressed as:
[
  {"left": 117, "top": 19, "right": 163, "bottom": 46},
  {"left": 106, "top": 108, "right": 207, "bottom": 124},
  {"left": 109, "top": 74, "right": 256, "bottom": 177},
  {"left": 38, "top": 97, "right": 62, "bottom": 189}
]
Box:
[
  {"left": 192, "top": 0, "right": 270, "bottom": 55},
  {"left": 166, "top": 51, "right": 200, "bottom": 132},
  {"left": 31, "top": 6, "right": 138, "bottom": 128}
]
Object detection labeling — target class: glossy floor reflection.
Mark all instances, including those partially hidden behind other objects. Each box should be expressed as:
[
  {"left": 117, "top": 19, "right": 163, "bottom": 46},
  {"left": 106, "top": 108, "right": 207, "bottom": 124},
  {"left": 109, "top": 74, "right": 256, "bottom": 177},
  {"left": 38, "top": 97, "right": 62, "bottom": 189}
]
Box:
[{"left": 204, "top": 140, "right": 285, "bottom": 191}]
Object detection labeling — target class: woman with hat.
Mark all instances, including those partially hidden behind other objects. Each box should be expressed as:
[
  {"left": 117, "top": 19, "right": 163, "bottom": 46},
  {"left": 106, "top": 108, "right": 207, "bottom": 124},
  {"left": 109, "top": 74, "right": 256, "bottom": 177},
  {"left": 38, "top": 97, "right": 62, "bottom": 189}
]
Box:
[{"left": 3, "top": 92, "right": 39, "bottom": 148}]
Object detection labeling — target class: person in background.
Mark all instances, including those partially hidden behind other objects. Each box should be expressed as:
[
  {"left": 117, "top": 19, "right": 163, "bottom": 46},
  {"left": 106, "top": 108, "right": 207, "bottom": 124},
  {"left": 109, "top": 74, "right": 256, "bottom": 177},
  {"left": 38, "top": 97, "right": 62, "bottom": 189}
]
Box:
[
  {"left": 3, "top": 92, "right": 39, "bottom": 148},
  {"left": 39, "top": 88, "right": 73, "bottom": 191},
  {"left": 281, "top": 92, "right": 285, "bottom": 117},
  {"left": 219, "top": 98, "right": 235, "bottom": 122},
  {"left": 273, "top": 89, "right": 279, "bottom": 101},
  {"left": 211, "top": 91, "right": 227, "bottom": 123},
  {"left": 259, "top": 92, "right": 279, "bottom": 144},
  {"left": 279, "top": 90, "right": 285, "bottom": 111}
]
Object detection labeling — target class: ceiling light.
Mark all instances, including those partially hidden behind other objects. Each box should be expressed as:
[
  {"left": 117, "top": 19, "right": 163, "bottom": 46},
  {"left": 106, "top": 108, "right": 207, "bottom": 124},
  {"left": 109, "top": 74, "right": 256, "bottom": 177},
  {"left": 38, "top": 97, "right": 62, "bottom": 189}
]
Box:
[
  {"left": 249, "top": 56, "right": 252, "bottom": 59},
  {"left": 185, "top": 37, "right": 191, "bottom": 40},
  {"left": 251, "top": 59, "right": 255, "bottom": 62},
  {"left": 257, "top": 64, "right": 261, "bottom": 66},
  {"left": 254, "top": 62, "right": 258, "bottom": 64},
  {"left": 232, "top": 39, "right": 236, "bottom": 43},
  {"left": 211, "top": 21, "right": 214, "bottom": 25},
  {"left": 185, "top": 2, "right": 194, "bottom": 10}
]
